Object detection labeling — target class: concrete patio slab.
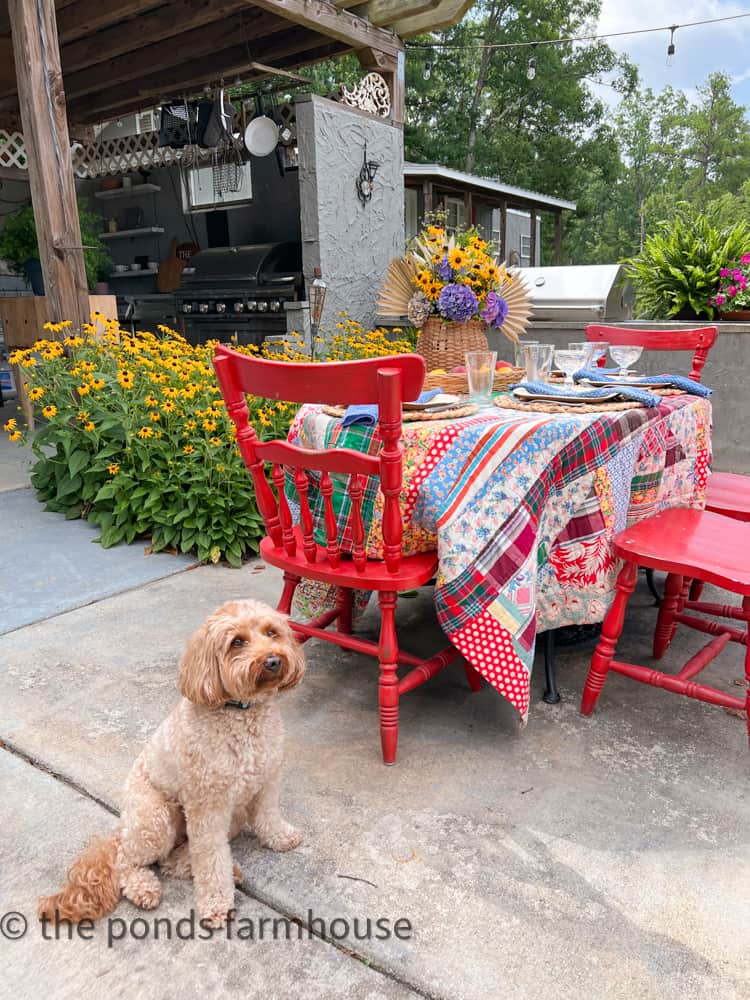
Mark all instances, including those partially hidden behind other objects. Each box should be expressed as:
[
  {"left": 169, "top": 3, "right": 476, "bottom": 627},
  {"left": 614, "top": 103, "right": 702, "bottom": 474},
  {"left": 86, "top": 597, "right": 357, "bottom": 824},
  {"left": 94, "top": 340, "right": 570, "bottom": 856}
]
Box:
[
  {"left": 0, "top": 487, "right": 197, "bottom": 636},
  {"left": 0, "top": 750, "right": 420, "bottom": 1000},
  {"left": 1, "top": 560, "right": 748, "bottom": 999}
]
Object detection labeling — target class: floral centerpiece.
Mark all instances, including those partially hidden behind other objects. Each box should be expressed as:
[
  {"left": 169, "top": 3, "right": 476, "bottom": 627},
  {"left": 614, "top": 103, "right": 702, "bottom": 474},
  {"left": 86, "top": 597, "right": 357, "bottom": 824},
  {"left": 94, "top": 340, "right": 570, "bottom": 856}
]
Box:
[
  {"left": 377, "top": 222, "right": 532, "bottom": 374},
  {"left": 710, "top": 254, "right": 750, "bottom": 316}
]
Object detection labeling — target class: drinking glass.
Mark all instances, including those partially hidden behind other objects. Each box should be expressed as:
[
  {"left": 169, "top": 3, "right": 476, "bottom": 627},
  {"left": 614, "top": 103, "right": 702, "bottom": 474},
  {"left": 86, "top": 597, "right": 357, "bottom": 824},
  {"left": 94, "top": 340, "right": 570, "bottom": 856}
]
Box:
[
  {"left": 586, "top": 341, "right": 609, "bottom": 367},
  {"left": 466, "top": 350, "right": 497, "bottom": 403},
  {"left": 567, "top": 342, "right": 596, "bottom": 368},
  {"left": 608, "top": 344, "right": 643, "bottom": 377},
  {"left": 520, "top": 342, "right": 554, "bottom": 382},
  {"left": 553, "top": 348, "right": 589, "bottom": 388},
  {"left": 535, "top": 343, "right": 555, "bottom": 382},
  {"left": 514, "top": 339, "right": 538, "bottom": 368}
]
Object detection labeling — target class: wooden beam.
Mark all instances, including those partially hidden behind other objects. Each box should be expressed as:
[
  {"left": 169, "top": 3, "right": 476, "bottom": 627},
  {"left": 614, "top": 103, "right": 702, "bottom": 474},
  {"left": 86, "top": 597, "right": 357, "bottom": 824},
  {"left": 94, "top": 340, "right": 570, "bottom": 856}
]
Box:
[
  {"left": 56, "top": 0, "right": 166, "bottom": 45},
  {"left": 392, "top": 0, "right": 473, "bottom": 37},
  {"left": 251, "top": 0, "right": 401, "bottom": 56},
  {"left": 347, "top": 0, "right": 440, "bottom": 26},
  {"left": 68, "top": 29, "right": 338, "bottom": 122},
  {"left": 8, "top": 0, "right": 88, "bottom": 330}
]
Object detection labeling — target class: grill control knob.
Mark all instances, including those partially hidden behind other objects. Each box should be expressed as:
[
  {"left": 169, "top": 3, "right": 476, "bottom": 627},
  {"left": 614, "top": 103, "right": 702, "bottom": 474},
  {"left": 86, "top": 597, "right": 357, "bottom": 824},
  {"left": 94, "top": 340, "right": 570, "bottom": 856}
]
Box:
[
  {"left": 269, "top": 300, "right": 281, "bottom": 313},
  {"left": 182, "top": 303, "right": 193, "bottom": 314},
  {"left": 247, "top": 300, "right": 258, "bottom": 312},
  {"left": 233, "top": 302, "right": 245, "bottom": 313},
  {"left": 257, "top": 300, "right": 269, "bottom": 313},
  {"left": 215, "top": 302, "right": 226, "bottom": 314},
  {"left": 199, "top": 303, "right": 209, "bottom": 314}
]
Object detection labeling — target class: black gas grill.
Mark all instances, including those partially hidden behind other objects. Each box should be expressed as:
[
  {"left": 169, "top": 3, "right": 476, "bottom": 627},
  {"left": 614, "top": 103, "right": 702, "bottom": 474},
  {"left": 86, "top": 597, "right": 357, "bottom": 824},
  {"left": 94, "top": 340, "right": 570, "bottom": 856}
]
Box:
[{"left": 175, "top": 242, "right": 303, "bottom": 345}]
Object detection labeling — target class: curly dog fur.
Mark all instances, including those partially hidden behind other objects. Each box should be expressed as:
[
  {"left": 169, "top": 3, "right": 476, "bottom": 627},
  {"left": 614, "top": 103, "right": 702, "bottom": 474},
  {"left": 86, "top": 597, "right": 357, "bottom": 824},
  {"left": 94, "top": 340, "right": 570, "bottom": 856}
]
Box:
[{"left": 38, "top": 599, "right": 305, "bottom": 928}]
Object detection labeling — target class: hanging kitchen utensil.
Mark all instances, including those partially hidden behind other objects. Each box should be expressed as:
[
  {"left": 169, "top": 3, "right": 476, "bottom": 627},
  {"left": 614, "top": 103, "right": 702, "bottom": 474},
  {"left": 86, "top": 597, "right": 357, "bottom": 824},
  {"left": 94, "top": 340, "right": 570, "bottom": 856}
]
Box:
[
  {"left": 244, "top": 93, "right": 278, "bottom": 158},
  {"left": 201, "top": 87, "right": 233, "bottom": 149},
  {"left": 158, "top": 100, "right": 201, "bottom": 149}
]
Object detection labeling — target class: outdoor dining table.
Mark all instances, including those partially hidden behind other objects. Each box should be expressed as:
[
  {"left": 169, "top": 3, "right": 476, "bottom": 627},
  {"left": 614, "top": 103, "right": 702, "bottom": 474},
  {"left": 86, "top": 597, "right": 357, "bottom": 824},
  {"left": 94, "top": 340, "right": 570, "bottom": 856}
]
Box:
[{"left": 285, "top": 391, "right": 712, "bottom": 722}]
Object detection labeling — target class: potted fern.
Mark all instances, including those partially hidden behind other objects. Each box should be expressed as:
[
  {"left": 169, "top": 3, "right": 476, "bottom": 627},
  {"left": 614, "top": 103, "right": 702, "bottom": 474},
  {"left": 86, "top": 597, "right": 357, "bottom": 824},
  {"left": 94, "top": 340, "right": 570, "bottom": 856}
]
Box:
[
  {"left": 624, "top": 207, "right": 750, "bottom": 320},
  {"left": 0, "top": 202, "right": 111, "bottom": 295}
]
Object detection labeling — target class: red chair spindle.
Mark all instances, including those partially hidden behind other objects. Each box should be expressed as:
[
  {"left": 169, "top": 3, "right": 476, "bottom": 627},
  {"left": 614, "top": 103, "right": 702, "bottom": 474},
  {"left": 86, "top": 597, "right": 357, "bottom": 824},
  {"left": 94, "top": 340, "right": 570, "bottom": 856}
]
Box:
[
  {"left": 378, "top": 369, "right": 404, "bottom": 574},
  {"left": 320, "top": 471, "right": 340, "bottom": 568},
  {"left": 272, "top": 463, "right": 296, "bottom": 557},
  {"left": 349, "top": 474, "right": 367, "bottom": 573},
  {"left": 294, "top": 468, "right": 317, "bottom": 563}
]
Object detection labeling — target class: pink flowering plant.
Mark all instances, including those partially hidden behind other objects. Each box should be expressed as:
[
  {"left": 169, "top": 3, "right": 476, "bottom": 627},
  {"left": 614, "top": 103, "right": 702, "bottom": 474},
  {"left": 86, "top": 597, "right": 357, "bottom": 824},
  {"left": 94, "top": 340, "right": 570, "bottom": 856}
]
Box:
[{"left": 711, "top": 254, "right": 750, "bottom": 312}]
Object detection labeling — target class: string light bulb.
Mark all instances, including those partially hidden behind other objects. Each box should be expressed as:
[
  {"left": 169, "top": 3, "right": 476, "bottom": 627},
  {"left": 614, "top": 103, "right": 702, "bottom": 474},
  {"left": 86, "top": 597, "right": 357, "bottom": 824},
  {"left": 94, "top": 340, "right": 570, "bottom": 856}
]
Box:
[
  {"left": 666, "top": 25, "right": 677, "bottom": 66},
  {"left": 526, "top": 43, "right": 537, "bottom": 81},
  {"left": 423, "top": 60, "right": 432, "bottom": 81}
]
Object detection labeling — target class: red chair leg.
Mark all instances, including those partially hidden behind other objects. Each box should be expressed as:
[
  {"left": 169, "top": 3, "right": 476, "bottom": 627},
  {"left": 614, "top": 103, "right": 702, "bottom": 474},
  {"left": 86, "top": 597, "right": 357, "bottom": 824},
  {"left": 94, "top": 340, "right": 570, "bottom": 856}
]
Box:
[
  {"left": 377, "top": 591, "right": 399, "bottom": 765},
  {"left": 581, "top": 561, "right": 638, "bottom": 716},
  {"left": 277, "top": 571, "right": 301, "bottom": 615},
  {"left": 336, "top": 587, "right": 353, "bottom": 634},
  {"left": 653, "top": 572, "right": 683, "bottom": 659},
  {"left": 464, "top": 663, "right": 483, "bottom": 692},
  {"left": 744, "top": 598, "right": 750, "bottom": 748},
  {"left": 689, "top": 579, "right": 705, "bottom": 601}
]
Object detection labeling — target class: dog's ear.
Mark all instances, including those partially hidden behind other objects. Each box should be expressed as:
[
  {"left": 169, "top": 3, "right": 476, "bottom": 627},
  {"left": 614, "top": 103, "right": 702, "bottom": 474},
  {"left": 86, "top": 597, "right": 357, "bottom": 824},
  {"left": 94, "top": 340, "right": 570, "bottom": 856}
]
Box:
[{"left": 178, "top": 620, "right": 225, "bottom": 707}]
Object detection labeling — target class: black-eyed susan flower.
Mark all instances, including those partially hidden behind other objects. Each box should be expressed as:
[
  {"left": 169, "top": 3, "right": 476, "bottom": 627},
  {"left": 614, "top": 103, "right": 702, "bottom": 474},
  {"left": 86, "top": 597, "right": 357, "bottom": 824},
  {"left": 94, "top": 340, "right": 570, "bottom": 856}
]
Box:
[
  {"left": 28, "top": 387, "right": 45, "bottom": 401},
  {"left": 83, "top": 421, "right": 95, "bottom": 432},
  {"left": 8, "top": 430, "right": 22, "bottom": 443},
  {"left": 42, "top": 405, "right": 57, "bottom": 419},
  {"left": 137, "top": 426, "right": 153, "bottom": 439},
  {"left": 448, "top": 248, "right": 468, "bottom": 270},
  {"left": 209, "top": 436, "right": 222, "bottom": 446},
  {"left": 3, "top": 418, "right": 17, "bottom": 432},
  {"left": 108, "top": 463, "right": 120, "bottom": 476},
  {"left": 183, "top": 444, "right": 195, "bottom": 455},
  {"left": 202, "top": 419, "right": 217, "bottom": 432},
  {"left": 77, "top": 384, "right": 90, "bottom": 396}
]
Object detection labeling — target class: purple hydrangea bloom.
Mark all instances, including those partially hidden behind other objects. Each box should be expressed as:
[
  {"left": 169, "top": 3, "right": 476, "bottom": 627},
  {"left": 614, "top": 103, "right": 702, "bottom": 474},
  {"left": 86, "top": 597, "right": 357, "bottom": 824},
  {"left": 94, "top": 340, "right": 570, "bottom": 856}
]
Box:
[
  {"left": 436, "top": 255, "right": 453, "bottom": 281},
  {"left": 437, "top": 283, "right": 478, "bottom": 322},
  {"left": 480, "top": 291, "right": 508, "bottom": 328}
]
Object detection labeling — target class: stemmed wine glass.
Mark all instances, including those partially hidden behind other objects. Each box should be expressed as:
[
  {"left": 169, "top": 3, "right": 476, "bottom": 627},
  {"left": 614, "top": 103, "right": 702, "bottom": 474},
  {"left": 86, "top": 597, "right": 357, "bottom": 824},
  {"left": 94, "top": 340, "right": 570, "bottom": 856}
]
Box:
[
  {"left": 553, "top": 348, "right": 589, "bottom": 388},
  {"left": 608, "top": 344, "right": 643, "bottom": 378}
]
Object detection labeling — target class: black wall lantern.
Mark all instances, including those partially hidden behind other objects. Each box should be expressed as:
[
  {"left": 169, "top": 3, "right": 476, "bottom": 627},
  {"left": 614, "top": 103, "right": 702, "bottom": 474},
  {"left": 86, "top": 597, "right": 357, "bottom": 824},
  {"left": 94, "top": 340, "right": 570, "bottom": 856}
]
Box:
[{"left": 356, "top": 143, "right": 381, "bottom": 206}]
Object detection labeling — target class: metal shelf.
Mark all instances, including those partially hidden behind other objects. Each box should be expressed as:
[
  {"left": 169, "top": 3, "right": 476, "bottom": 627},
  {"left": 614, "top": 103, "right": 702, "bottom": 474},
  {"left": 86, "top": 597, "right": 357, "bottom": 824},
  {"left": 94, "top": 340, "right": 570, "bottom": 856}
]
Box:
[
  {"left": 100, "top": 226, "right": 165, "bottom": 240},
  {"left": 94, "top": 184, "right": 161, "bottom": 200}
]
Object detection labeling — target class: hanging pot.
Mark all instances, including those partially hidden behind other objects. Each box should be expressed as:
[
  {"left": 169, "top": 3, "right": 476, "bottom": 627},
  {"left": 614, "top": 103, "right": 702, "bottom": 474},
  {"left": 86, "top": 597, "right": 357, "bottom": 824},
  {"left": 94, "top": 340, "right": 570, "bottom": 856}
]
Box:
[{"left": 244, "top": 94, "right": 278, "bottom": 158}]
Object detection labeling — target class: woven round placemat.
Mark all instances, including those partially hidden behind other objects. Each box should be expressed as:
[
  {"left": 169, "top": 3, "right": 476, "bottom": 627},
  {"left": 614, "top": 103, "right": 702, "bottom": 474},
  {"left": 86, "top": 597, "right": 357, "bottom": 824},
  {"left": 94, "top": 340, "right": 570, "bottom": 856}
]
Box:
[
  {"left": 322, "top": 403, "right": 479, "bottom": 422},
  {"left": 494, "top": 387, "right": 683, "bottom": 415}
]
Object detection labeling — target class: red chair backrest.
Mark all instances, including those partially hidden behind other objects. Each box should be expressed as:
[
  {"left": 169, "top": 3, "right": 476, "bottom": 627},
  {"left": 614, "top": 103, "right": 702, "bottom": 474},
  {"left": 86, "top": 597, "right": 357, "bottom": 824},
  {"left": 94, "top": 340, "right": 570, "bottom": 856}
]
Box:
[
  {"left": 213, "top": 346, "right": 426, "bottom": 574},
  {"left": 585, "top": 324, "right": 717, "bottom": 383}
]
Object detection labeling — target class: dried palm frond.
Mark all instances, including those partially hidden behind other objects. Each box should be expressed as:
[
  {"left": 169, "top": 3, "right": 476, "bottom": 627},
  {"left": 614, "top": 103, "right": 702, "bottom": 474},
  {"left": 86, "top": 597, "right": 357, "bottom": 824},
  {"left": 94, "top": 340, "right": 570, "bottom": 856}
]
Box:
[
  {"left": 496, "top": 266, "right": 533, "bottom": 343},
  {"left": 376, "top": 255, "right": 420, "bottom": 316}
]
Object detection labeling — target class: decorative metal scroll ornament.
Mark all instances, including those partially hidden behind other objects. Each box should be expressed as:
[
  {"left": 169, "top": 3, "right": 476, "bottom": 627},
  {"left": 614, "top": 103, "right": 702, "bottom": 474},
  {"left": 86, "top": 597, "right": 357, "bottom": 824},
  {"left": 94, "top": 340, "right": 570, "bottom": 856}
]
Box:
[{"left": 340, "top": 72, "right": 391, "bottom": 117}]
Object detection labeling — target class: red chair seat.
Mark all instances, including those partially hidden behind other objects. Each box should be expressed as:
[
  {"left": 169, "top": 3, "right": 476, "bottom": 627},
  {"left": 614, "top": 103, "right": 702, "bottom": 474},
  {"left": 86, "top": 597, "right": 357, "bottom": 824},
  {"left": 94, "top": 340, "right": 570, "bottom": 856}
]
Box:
[
  {"left": 261, "top": 531, "right": 438, "bottom": 590},
  {"left": 612, "top": 508, "right": 750, "bottom": 595},
  {"left": 705, "top": 472, "right": 750, "bottom": 522},
  {"left": 581, "top": 508, "right": 750, "bottom": 744}
]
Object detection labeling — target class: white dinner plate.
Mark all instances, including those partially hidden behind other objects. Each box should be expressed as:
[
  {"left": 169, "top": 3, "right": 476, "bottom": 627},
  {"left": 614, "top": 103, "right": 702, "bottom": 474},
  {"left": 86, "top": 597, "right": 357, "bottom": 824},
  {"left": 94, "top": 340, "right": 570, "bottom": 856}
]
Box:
[
  {"left": 403, "top": 393, "right": 461, "bottom": 411},
  {"left": 584, "top": 377, "right": 665, "bottom": 389}
]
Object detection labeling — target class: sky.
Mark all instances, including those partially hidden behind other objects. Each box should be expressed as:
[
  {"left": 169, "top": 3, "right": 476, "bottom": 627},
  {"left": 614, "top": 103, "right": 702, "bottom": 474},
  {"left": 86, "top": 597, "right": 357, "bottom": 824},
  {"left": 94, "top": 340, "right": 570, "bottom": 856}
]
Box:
[{"left": 594, "top": 0, "right": 750, "bottom": 107}]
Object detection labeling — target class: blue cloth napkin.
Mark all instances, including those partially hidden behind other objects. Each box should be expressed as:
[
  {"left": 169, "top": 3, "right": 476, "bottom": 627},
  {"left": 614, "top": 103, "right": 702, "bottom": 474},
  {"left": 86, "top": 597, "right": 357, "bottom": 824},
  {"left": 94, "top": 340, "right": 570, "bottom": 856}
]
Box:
[
  {"left": 340, "top": 388, "right": 444, "bottom": 427},
  {"left": 573, "top": 368, "right": 712, "bottom": 398},
  {"left": 511, "top": 380, "right": 661, "bottom": 408}
]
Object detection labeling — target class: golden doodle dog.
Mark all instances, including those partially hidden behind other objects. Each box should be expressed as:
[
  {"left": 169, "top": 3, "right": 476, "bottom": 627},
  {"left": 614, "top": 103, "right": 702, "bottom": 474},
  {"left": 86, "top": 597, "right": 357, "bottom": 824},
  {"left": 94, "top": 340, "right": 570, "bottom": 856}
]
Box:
[{"left": 38, "top": 599, "right": 305, "bottom": 928}]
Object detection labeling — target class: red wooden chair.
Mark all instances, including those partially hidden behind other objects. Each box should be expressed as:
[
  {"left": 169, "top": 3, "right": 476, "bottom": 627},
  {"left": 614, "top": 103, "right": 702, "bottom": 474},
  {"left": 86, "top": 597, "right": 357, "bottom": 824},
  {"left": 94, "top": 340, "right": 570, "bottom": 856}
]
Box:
[
  {"left": 581, "top": 508, "right": 750, "bottom": 744},
  {"left": 584, "top": 324, "right": 718, "bottom": 382},
  {"left": 213, "top": 345, "right": 474, "bottom": 765}
]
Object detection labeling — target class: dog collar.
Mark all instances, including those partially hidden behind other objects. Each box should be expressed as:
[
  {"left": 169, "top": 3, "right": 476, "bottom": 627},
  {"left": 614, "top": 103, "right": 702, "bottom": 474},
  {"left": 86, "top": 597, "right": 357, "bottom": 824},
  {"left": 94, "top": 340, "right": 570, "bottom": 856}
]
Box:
[{"left": 223, "top": 699, "right": 255, "bottom": 710}]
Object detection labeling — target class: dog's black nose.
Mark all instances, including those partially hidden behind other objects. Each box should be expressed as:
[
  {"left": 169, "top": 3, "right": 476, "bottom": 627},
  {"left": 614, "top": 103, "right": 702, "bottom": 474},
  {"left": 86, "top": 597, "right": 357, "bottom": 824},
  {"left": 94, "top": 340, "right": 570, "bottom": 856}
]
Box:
[{"left": 264, "top": 654, "right": 282, "bottom": 672}]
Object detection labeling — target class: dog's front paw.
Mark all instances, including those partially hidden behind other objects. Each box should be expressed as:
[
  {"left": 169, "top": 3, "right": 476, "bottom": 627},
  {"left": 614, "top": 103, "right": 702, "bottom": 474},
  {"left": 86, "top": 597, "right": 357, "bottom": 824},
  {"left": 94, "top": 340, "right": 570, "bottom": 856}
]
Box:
[
  {"left": 260, "top": 825, "right": 303, "bottom": 853},
  {"left": 200, "top": 906, "right": 236, "bottom": 929}
]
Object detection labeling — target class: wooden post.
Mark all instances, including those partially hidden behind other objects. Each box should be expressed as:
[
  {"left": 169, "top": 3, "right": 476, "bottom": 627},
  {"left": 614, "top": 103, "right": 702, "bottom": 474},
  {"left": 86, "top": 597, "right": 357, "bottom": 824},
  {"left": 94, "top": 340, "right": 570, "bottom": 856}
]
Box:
[
  {"left": 554, "top": 211, "right": 563, "bottom": 265},
  {"left": 499, "top": 199, "right": 507, "bottom": 260},
  {"left": 529, "top": 206, "right": 537, "bottom": 266},
  {"left": 8, "top": 0, "right": 89, "bottom": 332},
  {"left": 357, "top": 45, "right": 405, "bottom": 126}
]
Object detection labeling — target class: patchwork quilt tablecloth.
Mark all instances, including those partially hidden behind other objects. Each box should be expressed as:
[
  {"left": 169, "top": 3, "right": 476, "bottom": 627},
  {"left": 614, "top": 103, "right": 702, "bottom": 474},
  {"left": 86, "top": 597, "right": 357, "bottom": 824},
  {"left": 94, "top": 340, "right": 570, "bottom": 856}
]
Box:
[{"left": 286, "top": 395, "right": 712, "bottom": 722}]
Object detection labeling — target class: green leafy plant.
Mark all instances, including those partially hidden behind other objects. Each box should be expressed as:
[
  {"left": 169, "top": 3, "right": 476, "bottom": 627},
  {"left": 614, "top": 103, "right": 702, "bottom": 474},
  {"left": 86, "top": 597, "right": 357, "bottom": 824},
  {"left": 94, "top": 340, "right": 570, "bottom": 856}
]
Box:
[
  {"left": 624, "top": 207, "right": 750, "bottom": 319},
  {"left": 5, "top": 318, "right": 412, "bottom": 565},
  {"left": 0, "top": 201, "right": 111, "bottom": 290}
]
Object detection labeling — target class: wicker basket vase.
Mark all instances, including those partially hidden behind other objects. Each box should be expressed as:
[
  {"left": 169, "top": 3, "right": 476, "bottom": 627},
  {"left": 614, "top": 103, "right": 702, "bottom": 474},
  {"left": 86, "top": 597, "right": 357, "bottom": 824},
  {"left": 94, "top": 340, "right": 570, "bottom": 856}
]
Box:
[{"left": 416, "top": 316, "right": 489, "bottom": 373}]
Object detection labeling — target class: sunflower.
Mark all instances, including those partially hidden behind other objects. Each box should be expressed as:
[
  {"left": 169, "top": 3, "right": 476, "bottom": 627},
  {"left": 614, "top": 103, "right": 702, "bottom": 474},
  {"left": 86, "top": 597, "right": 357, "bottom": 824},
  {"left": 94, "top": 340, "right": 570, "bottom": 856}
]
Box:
[{"left": 448, "top": 248, "right": 469, "bottom": 270}]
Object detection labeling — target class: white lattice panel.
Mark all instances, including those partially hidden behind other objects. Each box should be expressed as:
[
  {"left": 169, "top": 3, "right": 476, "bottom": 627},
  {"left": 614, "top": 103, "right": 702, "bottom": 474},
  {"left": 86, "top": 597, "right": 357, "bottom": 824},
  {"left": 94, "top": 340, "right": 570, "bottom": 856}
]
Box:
[
  {"left": 0, "top": 131, "right": 27, "bottom": 169},
  {"left": 71, "top": 131, "right": 215, "bottom": 178}
]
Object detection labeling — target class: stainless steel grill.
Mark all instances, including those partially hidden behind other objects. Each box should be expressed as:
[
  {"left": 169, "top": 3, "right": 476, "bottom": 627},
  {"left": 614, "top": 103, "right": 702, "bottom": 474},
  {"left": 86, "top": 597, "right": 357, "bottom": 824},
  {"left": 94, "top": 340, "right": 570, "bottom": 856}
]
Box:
[
  {"left": 175, "top": 242, "right": 303, "bottom": 345},
  {"left": 518, "top": 264, "right": 634, "bottom": 322}
]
